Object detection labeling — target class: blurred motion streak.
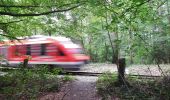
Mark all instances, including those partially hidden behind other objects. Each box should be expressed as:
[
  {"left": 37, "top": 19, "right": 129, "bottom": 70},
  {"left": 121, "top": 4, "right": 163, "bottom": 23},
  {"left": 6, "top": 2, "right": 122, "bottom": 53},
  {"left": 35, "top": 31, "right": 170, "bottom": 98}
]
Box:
[{"left": 0, "top": 35, "right": 90, "bottom": 68}]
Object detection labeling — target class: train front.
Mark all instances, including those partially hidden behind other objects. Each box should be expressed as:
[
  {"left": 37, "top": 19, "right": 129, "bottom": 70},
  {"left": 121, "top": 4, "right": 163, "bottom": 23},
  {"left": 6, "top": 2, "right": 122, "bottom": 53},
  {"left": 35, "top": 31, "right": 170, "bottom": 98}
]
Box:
[{"left": 53, "top": 36, "right": 90, "bottom": 68}]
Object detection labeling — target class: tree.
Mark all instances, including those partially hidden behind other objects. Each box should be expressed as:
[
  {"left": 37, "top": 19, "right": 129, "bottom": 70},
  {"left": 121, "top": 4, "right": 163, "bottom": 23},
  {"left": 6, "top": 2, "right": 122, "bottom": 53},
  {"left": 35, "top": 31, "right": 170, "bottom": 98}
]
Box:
[{"left": 0, "top": 0, "right": 170, "bottom": 64}]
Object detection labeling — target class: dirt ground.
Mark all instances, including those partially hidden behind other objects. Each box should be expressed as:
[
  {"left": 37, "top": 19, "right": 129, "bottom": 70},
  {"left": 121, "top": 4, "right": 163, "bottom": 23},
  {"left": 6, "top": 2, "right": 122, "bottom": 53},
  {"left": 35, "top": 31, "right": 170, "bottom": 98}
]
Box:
[{"left": 39, "top": 76, "right": 101, "bottom": 100}]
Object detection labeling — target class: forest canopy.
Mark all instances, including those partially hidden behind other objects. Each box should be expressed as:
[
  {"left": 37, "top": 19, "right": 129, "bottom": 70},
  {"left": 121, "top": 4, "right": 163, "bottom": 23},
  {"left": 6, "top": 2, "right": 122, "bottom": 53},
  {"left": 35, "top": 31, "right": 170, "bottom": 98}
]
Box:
[{"left": 0, "top": 0, "right": 170, "bottom": 64}]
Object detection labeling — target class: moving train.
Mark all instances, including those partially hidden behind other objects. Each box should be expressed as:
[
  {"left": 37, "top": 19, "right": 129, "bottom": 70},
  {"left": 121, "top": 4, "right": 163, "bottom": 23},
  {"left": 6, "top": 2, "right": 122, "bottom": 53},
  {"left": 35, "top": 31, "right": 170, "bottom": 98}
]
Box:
[{"left": 0, "top": 35, "right": 90, "bottom": 68}]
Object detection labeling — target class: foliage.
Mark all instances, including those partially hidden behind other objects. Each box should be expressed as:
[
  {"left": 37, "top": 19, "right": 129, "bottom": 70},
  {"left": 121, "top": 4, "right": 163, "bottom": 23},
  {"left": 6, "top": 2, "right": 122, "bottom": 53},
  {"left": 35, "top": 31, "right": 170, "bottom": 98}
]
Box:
[
  {"left": 0, "top": 66, "right": 63, "bottom": 99},
  {"left": 151, "top": 40, "right": 170, "bottom": 63},
  {"left": 62, "top": 75, "right": 75, "bottom": 82},
  {"left": 96, "top": 72, "right": 118, "bottom": 99},
  {"left": 97, "top": 72, "right": 170, "bottom": 100},
  {"left": 0, "top": 0, "right": 170, "bottom": 63}
]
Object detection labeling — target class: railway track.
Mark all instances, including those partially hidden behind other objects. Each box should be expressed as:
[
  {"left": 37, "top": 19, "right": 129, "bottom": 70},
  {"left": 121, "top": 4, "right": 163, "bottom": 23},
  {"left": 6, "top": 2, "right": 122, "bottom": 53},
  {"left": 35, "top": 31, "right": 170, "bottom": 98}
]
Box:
[
  {"left": 61, "top": 71, "right": 163, "bottom": 79},
  {"left": 60, "top": 71, "right": 103, "bottom": 76},
  {"left": 0, "top": 67, "right": 164, "bottom": 79}
]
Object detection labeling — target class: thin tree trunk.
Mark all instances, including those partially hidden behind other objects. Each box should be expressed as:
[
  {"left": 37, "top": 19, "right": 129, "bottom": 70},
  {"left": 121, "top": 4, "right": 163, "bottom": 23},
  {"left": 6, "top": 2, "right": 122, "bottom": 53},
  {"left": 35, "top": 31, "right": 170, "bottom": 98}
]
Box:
[
  {"left": 104, "top": 42, "right": 108, "bottom": 61},
  {"left": 129, "top": 21, "right": 133, "bottom": 64},
  {"left": 23, "top": 59, "right": 28, "bottom": 68},
  {"left": 48, "top": 32, "right": 51, "bottom": 36},
  {"left": 104, "top": 13, "right": 118, "bottom": 64}
]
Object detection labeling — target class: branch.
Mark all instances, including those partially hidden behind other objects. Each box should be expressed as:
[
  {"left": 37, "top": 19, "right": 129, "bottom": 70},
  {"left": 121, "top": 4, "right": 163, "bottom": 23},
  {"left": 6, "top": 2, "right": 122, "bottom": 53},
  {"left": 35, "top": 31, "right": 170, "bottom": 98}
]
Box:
[
  {"left": 121, "top": 0, "right": 151, "bottom": 16},
  {"left": 0, "top": 20, "right": 23, "bottom": 24},
  {"left": 0, "top": 33, "right": 18, "bottom": 40},
  {"left": 0, "top": 2, "right": 80, "bottom": 8},
  {"left": 61, "top": 89, "right": 71, "bottom": 100},
  {"left": 157, "top": 0, "right": 167, "bottom": 9},
  {"left": 0, "top": 3, "right": 83, "bottom": 17},
  {"left": 0, "top": 5, "right": 43, "bottom": 8}
]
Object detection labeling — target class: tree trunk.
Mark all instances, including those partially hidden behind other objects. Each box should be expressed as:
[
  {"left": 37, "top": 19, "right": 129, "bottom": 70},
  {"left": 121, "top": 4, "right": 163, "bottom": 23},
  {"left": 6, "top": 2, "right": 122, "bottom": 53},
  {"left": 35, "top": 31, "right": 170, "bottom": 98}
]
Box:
[
  {"left": 129, "top": 27, "right": 133, "bottom": 64},
  {"left": 104, "top": 42, "right": 108, "bottom": 61},
  {"left": 48, "top": 32, "right": 51, "bottom": 36},
  {"left": 115, "top": 58, "right": 130, "bottom": 86},
  {"left": 104, "top": 14, "right": 116, "bottom": 64},
  {"left": 23, "top": 59, "right": 28, "bottom": 68},
  {"left": 118, "top": 58, "right": 126, "bottom": 84}
]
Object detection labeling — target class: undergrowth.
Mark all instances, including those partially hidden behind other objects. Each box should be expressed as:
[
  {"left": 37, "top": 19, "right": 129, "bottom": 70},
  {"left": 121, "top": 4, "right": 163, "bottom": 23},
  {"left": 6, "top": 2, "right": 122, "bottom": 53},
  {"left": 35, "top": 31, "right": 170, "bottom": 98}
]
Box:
[
  {"left": 0, "top": 65, "right": 69, "bottom": 99},
  {"left": 96, "top": 72, "right": 170, "bottom": 100}
]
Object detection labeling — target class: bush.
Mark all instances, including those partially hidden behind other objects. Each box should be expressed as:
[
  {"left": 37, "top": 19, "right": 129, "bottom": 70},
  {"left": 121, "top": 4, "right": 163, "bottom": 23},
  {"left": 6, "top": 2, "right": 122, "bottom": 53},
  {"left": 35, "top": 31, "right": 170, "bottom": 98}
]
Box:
[
  {"left": 96, "top": 72, "right": 170, "bottom": 100},
  {"left": 96, "top": 72, "right": 118, "bottom": 100},
  {"left": 0, "top": 66, "right": 62, "bottom": 99}
]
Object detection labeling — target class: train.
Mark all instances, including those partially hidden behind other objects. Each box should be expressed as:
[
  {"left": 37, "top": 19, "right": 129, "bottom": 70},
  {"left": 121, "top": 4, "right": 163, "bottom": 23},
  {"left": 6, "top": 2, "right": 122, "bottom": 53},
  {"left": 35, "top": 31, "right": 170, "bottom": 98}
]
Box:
[{"left": 0, "top": 35, "right": 90, "bottom": 68}]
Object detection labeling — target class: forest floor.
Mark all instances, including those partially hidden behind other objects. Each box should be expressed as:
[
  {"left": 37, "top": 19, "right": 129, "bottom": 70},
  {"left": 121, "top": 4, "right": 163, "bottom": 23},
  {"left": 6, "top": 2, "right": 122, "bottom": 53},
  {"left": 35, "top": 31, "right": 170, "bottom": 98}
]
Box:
[
  {"left": 39, "top": 63, "right": 170, "bottom": 100},
  {"left": 39, "top": 76, "right": 100, "bottom": 100}
]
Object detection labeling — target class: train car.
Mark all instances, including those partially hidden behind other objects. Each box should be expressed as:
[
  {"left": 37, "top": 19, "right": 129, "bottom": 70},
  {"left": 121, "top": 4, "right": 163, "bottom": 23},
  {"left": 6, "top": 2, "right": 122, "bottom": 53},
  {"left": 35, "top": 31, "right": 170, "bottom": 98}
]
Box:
[{"left": 0, "top": 35, "right": 90, "bottom": 68}]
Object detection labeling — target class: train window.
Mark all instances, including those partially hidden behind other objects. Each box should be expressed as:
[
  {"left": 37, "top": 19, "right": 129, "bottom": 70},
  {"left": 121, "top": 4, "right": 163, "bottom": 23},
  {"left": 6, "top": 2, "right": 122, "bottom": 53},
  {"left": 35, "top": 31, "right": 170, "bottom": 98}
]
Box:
[
  {"left": 26, "top": 45, "right": 31, "bottom": 55},
  {"left": 41, "top": 44, "right": 46, "bottom": 55}
]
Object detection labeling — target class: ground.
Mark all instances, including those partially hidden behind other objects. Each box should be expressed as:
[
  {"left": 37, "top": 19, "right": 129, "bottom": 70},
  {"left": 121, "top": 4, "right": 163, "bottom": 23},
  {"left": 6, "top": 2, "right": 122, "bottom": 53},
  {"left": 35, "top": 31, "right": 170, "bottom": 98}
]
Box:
[
  {"left": 1, "top": 63, "right": 170, "bottom": 100},
  {"left": 38, "top": 63, "right": 170, "bottom": 100},
  {"left": 39, "top": 76, "right": 100, "bottom": 100}
]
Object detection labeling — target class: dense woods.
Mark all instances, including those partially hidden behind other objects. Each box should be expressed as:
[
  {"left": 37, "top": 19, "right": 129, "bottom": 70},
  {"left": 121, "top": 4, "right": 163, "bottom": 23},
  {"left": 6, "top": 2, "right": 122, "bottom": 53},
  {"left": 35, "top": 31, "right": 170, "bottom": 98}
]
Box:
[{"left": 0, "top": 0, "right": 170, "bottom": 64}]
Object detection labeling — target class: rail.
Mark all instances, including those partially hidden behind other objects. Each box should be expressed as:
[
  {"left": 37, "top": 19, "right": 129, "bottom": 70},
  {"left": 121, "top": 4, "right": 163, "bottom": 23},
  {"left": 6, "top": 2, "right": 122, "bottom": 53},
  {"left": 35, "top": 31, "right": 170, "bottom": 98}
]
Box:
[
  {"left": 61, "top": 71, "right": 163, "bottom": 78},
  {"left": 0, "top": 67, "right": 164, "bottom": 79}
]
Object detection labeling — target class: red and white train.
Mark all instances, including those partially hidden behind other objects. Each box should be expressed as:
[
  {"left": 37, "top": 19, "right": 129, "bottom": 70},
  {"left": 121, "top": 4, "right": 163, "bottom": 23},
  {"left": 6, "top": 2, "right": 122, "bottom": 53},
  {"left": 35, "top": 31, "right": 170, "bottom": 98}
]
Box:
[{"left": 0, "top": 35, "right": 90, "bottom": 68}]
